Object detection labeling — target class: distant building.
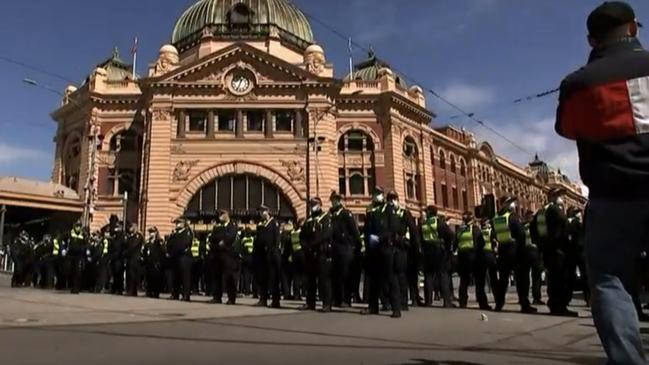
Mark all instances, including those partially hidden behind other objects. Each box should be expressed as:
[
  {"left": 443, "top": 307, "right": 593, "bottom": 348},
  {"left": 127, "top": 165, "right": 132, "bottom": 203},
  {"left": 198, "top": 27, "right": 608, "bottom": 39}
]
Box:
[{"left": 46, "top": 0, "right": 585, "bottom": 232}]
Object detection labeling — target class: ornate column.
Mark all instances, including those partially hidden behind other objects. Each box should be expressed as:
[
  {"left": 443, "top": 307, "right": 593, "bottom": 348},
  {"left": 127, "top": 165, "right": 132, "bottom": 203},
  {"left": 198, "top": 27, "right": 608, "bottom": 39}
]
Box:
[
  {"left": 294, "top": 110, "right": 303, "bottom": 138},
  {"left": 176, "top": 110, "right": 186, "bottom": 138},
  {"left": 265, "top": 110, "right": 274, "bottom": 138},
  {"left": 206, "top": 110, "right": 215, "bottom": 138},
  {"left": 236, "top": 110, "right": 244, "bottom": 138}
]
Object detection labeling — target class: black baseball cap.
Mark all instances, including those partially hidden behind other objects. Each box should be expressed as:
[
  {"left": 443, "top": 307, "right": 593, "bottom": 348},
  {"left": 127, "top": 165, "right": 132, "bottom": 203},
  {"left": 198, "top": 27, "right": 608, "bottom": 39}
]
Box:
[{"left": 588, "top": 1, "right": 642, "bottom": 38}]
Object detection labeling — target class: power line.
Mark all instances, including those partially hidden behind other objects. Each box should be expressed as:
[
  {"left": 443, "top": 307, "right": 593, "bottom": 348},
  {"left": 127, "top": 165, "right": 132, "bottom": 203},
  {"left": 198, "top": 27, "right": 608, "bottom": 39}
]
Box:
[
  {"left": 0, "top": 55, "right": 77, "bottom": 85},
  {"left": 304, "top": 10, "right": 539, "bottom": 157}
]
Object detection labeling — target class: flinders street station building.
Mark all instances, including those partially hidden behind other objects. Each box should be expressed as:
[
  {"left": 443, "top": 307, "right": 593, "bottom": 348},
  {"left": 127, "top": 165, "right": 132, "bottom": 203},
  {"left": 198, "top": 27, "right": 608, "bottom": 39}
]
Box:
[{"left": 3, "top": 0, "right": 585, "bottom": 233}]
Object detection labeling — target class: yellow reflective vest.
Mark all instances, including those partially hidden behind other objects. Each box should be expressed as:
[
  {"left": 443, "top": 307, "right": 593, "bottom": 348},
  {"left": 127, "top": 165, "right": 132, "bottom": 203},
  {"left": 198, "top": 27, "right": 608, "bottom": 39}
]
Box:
[
  {"left": 493, "top": 212, "right": 513, "bottom": 244},
  {"left": 191, "top": 238, "right": 200, "bottom": 258},
  {"left": 421, "top": 217, "right": 440, "bottom": 244},
  {"left": 457, "top": 225, "right": 474, "bottom": 252}
]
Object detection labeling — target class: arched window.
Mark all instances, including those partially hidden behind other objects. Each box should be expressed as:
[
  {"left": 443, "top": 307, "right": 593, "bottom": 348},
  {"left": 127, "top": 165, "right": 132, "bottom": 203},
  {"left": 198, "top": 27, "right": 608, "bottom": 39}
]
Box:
[
  {"left": 430, "top": 146, "right": 435, "bottom": 167},
  {"left": 349, "top": 170, "right": 365, "bottom": 195},
  {"left": 460, "top": 159, "right": 467, "bottom": 177},
  {"left": 403, "top": 137, "right": 421, "bottom": 201},
  {"left": 439, "top": 150, "right": 446, "bottom": 169},
  {"left": 450, "top": 155, "right": 457, "bottom": 173},
  {"left": 63, "top": 136, "right": 81, "bottom": 191},
  {"left": 338, "top": 130, "right": 374, "bottom": 152}
]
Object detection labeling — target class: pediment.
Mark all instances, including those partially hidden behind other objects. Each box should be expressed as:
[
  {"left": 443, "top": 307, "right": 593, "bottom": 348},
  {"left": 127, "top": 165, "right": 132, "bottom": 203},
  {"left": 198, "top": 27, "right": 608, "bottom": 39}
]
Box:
[{"left": 154, "top": 43, "right": 332, "bottom": 87}]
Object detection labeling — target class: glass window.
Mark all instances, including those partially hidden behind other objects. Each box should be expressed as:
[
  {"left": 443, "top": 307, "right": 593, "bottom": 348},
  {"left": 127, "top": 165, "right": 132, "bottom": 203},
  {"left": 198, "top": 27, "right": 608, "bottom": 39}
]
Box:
[
  {"left": 442, "top": 184, "right": 449, "bottom": 208},
  {"left": 349, "top": 169, "right": 365, "bottom": 196},
  {"left": 217, "top": 177, "right": 231, "bottom": 210},
  {"left": 110, "top": 131, "right": 138, "bottom": 152},
  {"left": 453, "top": 187, "right": 459, "bottom": 210},
  {"left": 450, "top": 157, "right": 457, "bottom": 173},
  {"left": 439, "top": 151, "right": 446, "bottom": 169},
  {"left": 347, "top": 132, "right": 365, "bottom": 151},
  {"left": 233, "top": 175, "right": 247, "bottom": 210},
  {"left": 249, "top": 177, "right": 262, "bottom": 209},
  {"left": 403, "top": 138, "right": 417, "bottom": 158},
  {"left": 460, "top": 160, "right": 467, "bottom": 176},
  {"left": 367, "top": 168, "right": 375, "bottom": 193},
  {"left": 406, "top": 174, "right": 415, "bottom": 200},
  {"left": 189, "top": 111, "right": 207, "bottom": 132},
  {"left": 462, "top": 190, "right": 468, "bottom": 211},
  {"left": 218, "top": 110, "right": 236, "bottom": 132},
  {"left": 264, "top": 181, "right": 278, "bottom": 211},
  {"left": 202, "top": 182, "right": 216, "bottom": 213},
  {"left": 338, "top": 169, "right": 346, "bottom": 196},
  {"left": 246, "top": 111, "right": 264, "bottom": 132},
  {"left": 276, "top": 111, "right": 294, "bottom": 132}
]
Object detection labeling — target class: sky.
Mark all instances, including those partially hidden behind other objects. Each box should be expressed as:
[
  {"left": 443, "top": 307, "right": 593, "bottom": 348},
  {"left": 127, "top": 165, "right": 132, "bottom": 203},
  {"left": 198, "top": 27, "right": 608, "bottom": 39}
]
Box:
[{"left": 1, "top": 0, "right": 648, "bottom": 190}]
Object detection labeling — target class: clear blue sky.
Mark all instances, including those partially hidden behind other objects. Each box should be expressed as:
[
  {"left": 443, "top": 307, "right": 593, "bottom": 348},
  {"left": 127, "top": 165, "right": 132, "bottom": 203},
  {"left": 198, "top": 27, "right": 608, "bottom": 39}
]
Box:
[{"left": 1, "top": 0, "right": 647, "bottom": 186}]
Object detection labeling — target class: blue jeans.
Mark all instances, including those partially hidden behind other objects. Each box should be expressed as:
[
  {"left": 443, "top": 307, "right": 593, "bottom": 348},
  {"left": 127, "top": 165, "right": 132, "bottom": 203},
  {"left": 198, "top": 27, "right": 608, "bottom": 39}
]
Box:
[{"left": 586, "top": 198, "right": 649, "bottom": 365}]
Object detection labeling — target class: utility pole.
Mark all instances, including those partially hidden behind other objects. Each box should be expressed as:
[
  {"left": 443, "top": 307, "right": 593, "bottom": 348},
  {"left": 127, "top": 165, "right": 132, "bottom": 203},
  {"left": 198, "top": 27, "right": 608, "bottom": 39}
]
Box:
[
  {"left": 83, "top": 110, "right": 99, "bottom": 229},
  {"left": 0, "top": 204, "right": 6, "bottom": 249}
]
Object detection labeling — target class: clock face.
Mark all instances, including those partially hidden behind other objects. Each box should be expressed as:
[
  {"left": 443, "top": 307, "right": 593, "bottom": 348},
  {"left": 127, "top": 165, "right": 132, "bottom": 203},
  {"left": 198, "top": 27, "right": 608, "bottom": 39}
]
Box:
[{"left": 230, "top": 74, "right": 251, "bottom": 94}]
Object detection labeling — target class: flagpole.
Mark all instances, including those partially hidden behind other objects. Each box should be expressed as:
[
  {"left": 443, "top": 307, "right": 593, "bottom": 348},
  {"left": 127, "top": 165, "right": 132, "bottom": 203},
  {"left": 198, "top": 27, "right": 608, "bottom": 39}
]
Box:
[
  {"left": 348, "top": 37, "right": 353, "bottom": 80},
  {"left": 131, "top": 36, "right": 138, "bottom": 80}
]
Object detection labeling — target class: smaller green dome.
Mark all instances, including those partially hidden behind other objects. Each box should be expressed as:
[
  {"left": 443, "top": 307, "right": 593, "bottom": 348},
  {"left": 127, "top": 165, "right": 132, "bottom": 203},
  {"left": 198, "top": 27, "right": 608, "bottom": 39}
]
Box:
[{"left": 345, "top": 51, "right": 408, "bottom": 89}]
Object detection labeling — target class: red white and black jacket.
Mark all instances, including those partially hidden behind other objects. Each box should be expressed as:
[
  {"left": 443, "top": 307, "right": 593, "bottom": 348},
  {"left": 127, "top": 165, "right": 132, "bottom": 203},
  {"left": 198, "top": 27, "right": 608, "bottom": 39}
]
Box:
[{"left": 556, "top": 38, "right": 649, "bottom": 199}]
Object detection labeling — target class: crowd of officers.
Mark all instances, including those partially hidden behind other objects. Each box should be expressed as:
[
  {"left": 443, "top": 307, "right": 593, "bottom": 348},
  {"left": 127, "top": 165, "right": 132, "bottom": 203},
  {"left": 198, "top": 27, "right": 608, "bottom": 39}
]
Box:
[{"left": 7, "top": 187, "right": 595, "bottom": 319}]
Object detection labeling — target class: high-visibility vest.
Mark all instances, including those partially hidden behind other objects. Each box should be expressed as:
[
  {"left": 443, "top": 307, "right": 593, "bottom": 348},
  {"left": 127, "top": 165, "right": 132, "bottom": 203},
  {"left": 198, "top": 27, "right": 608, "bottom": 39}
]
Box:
[
  {"left": 482, "top": 228, "right": 493, "bottom": 252},
  {"left": 191, "top": 238, "right": 200, "bottom": 258},
  {"left": 102, "top": 238, "right": 109, "bottom": 255},
  {"left": 421, "top": 217, "right": 440, "bottom": 244},
  {"left": 536, "top": 205, "right": 551, "bottom": 239},
  {"left": 360, "top": 234, "right": 366, "bottom": 253},
  {"left": 291, "top": 229, "right": 301, "bottom": 253},
  {"left": 52, "top": 238, "right": 60, "bottom": 256},
  {"left": 70, "top": 230, "right": 84, "bottom": 240},
  {"left": 305, "top": 212, "right": 328, "bottom": 230},
  {"left": 242, "top": 237, "right": 254, "bottom": 254},
  {"left": 457, "top": 225, "right": 474, "bottom": 252},
  {"left": 493, "top": 213, "right": 513, "bottom": 244}
]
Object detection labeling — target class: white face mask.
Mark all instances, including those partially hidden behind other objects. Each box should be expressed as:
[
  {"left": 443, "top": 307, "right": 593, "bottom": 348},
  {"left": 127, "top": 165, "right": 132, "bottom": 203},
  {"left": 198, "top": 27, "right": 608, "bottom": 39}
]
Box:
[
  {"left": 311, "top": 204, "right": 321, "bottom": 213},
  {"left": 575, "top": 213, "right": 583, "bottom": 220},
  {"left": 509, "top": 202, "right": 517, "bottom": 211},
  {"left": 175, "top": 223, "right": 183, "bottom": 230},
  {"left": 375, "top": 194, "right": 384, "bottom": 203},
  {"left": 261, "top": 211, "right": 270, "bottom": 221},
  {"left": 556, "top": 197, "right": 564, "bottom": 205}
]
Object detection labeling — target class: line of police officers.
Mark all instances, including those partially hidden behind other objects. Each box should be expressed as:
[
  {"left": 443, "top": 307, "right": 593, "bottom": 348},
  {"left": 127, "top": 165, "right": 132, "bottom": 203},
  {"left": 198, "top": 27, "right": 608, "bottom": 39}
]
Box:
[{"left": 7, "top": 187, "right": 589, "bottom": 319}]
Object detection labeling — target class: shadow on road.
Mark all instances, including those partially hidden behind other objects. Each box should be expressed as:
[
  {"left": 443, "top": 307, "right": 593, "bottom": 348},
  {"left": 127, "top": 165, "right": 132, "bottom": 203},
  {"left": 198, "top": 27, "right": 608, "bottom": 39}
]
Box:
[{"left": 9, "top": 319, "right": 605, "bottom": 364}]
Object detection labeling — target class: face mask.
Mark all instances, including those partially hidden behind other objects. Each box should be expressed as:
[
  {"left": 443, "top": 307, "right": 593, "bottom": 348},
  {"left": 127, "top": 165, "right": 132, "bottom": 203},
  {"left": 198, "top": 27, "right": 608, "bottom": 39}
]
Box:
[
  {"left": 375, "top": 194, "right": 384, "bottom": 203},
  {"left": 575, "top": 213, "right": 583, "bottom": 220},
  {"left": 219, "top": 215, "right": 228, "bottom": 223},
  {"left": 311, "top": 204, "right": 321, "bottom": 214},
  {"left": 388, "top": 200, "right": 399, "bottom": 208},
  {"left": 509, "top": 202, "right": 516, "bottom": 211},
  {"left": 556, "top": 197, "right": 564, "bottom": 205},
  {"left": 261, "top": 212, "right": 270, "bottom": 221},
  {"left": 175, "top": 223, "right": 183, "bottom": 230},
  {"left": 332, "top": 200, "right": 342, "bottom": 209}
]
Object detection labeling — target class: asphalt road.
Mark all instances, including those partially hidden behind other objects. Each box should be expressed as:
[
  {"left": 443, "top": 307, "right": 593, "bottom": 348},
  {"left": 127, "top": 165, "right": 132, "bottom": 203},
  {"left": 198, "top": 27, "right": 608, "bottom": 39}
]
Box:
[{"left": 0, "top": 275, "right": 617, "bottom": 365}]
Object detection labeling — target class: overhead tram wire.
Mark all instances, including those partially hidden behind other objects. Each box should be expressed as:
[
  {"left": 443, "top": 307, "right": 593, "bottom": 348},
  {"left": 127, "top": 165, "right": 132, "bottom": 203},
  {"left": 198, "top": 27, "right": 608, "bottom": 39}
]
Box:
[
  {"left": 0, "top": 55, "right": 77, "bottom": 85},
  {"left": 302, "top": 10, "right": 537, "bottom": 157}
]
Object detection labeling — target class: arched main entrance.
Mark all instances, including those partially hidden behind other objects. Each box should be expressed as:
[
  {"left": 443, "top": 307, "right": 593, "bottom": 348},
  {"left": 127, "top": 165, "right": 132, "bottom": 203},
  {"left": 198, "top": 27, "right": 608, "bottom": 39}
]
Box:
[{"left": 184, "top": 173, "right": 297, "bottom": 223}]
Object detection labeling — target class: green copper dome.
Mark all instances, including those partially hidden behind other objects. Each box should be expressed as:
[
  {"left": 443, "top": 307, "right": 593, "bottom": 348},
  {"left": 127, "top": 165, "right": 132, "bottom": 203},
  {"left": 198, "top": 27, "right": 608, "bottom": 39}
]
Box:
[
  {"left": 172, "top": 0, "right": 314, "bottom": 49},
  {"left": 345, "top": 51, "right": 408, "bottom": 89}
]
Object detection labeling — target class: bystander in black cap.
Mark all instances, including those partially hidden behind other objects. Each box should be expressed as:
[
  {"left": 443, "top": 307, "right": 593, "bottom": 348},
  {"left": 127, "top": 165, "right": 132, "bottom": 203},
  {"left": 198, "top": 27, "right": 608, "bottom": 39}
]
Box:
[
  {"left": 310, "top": 197, "right": 323, "bottom": 205},
  {"left": 329, "top": 191, "right": 342, "bottom": 200},
  {"left": 425, "top": 205, "right": 438, "bottom": 215},
  {"left": 588, "top": 1, "right": 642, "bottom": 38}
]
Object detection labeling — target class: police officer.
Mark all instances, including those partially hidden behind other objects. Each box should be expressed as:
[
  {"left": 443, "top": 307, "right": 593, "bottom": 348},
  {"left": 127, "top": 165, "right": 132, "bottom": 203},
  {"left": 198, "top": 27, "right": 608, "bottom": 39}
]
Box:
[
  {"left": 455, "top": 212, "right": 483, "bottom": 309},
  {"left": 67, "top": 221, "right": 88, "bottom": 294},
  {"left": 290, "top": 219, "right": 305, "bottom": 301},
  {"left": 420, "top": 206, "right": 454, "bottom": 307},
  {"left": 94, "top": 229, "right": 111, "bottom": 293},
  {"left": 396, "top": 198, "right": 421, "bottom": 309},
  {"left": 53, "top": 232, "right": 70, "bottom": 290},
  {"left": 566, "top": 207, "right": 589, "bottom": 305},
  {"left": 533, "top": 189, "right": 577, "bottom": 317},
  {"left": 476, "top": 218, "right": 498, "bottom": 310},
  {"left": 10, "top": 231, "right": 30, "bottom": 287},
  {"left": 40, "top": 234, "right": 56, "bottom": 289},
  {"left": 362, "top": 190, "right": 402, "bottom": 318},
  {"left": 300, "top": 197, "right": 333, "bottom": 312},
  {"left": 123, "top": 223, "right": 144, "bottom": 297},
  {"left": 329, "top": 191, "right": 362, "bottom": 308},
  {"left": 167, "top": 218, "right": 194, "bottom": 301},
  {"left": 239, "top": 225, "right": 255, "bottom": 296},
  {"left": 190, "top": 233, "right": 202, "bottom": 295},
  {"left": 143, "top": 227, "right": 165, "bottom": 298},
  {"left": 280, "top": 220, "right": 295, "bottom": 300},
  {"left": 254, "top": 205, "right": 281, "bottom": 308},
  {"left": 493, "top": 196, "right": 537, "bottom": 314},
  {"left": 32, "top": 234, "right": 51, "bottom": 288},
  {"left": 109, "top": 223, "right": 125, "bottom": 295},
  {"left": 524, "top": 210, "right": 545, "bottom": 306},
  {"left": 209, "top": 210, "right": 239, "bottom": 304},
  {"left": 83, "top": 232, "right": 101, "bottom": 291}
]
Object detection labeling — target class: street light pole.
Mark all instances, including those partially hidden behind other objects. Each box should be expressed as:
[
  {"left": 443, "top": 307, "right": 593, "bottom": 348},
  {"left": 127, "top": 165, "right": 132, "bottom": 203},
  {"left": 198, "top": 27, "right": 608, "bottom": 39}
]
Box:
[{"left": 0, "top": 204, "right": 6, "bottom": 248}]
